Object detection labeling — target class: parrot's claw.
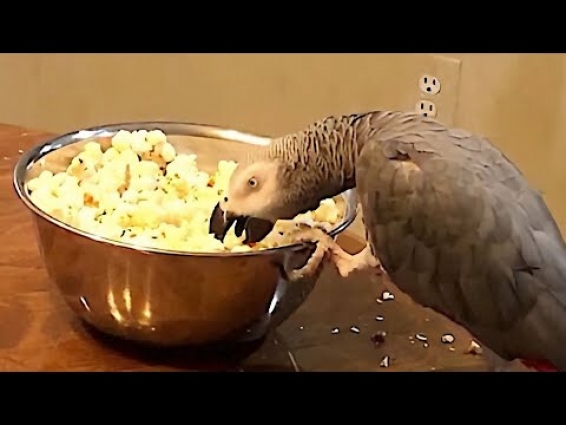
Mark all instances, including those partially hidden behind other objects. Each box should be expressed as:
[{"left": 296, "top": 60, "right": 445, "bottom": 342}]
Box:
[
  {"left": 286, "top": 228, "right": 384, "bottom": 281},
  {"left": 295, "top": 227, "right": 333, "bottom": 245},
  {"left": 294, "top": 218, "right": 332, "bottom": 232},
  {"left": 285, "top": 227, "right": 336, "bottom": 282}
]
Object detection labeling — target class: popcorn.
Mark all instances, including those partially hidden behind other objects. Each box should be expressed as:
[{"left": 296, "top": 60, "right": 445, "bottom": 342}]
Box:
[{"left": 26, "top": 129, "right": 343, "bottom": 253}]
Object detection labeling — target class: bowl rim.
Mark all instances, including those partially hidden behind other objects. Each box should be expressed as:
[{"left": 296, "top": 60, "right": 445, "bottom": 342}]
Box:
[{"left": 13, "top": 120, "right": 357, "bottom": 258}]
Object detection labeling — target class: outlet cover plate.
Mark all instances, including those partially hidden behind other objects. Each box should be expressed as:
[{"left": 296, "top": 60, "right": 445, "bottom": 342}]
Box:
[{"left": 419, "top": 55, "right": 462, "bottom": 126}]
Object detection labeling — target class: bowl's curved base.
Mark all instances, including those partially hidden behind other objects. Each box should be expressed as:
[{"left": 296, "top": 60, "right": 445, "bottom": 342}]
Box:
[
  {"left": 79, "top": 319, "right": 269, "bottom": 370},
  {"left": 78, "top": 311, "right": 274, "bottom": 349},
  {"left": 228, "top": 314, "right": 273, "bottom": 343},
  {"left": 72, "top": 271, "right": 320, "bottom": 352},
  {"left": 72, "top": 271, "right": 319, "bottom": 348},
  {"left": 226, "top": 273, "right": 318, "bottom": 344}
]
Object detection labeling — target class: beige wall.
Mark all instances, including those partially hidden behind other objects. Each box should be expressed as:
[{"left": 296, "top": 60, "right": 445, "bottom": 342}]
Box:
[{"left": 2, "top": 53, "right": 566, "bottom": 230}]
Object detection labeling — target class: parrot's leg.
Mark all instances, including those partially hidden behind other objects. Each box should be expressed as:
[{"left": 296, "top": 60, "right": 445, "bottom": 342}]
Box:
[{"left": 332, "top": 243, "right": 382, "bottom": 278}]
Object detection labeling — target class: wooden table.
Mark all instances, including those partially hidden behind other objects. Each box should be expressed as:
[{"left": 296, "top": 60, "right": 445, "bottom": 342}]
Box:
[{"left": 0, "top": 124, "right": 494, "bottom": 372}]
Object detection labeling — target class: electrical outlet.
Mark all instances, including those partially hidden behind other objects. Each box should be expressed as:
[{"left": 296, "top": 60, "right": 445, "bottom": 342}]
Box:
[
  {"left": 417, "top": 55, "right": 462, "bottom": 125},
  {"left": 419, "top": 74, "right": 441, "bottom": 95},
  {"left": 415, "top": 100, "right": 437, "bottom": 118}
]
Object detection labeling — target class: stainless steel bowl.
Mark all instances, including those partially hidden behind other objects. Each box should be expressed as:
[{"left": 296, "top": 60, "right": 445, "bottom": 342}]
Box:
[{"left": 13, "top": 122, "right": 357, "bottom": 346}]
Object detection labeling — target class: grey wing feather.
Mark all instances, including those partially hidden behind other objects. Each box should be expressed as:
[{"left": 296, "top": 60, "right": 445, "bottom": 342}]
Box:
[{"left": 356, "top": 116, "right": 566, "bottom": 367}]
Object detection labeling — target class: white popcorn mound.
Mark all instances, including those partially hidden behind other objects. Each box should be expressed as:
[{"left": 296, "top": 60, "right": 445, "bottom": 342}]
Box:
[{"left": 25, "top": 129, "right": 344, "bottom": 253}]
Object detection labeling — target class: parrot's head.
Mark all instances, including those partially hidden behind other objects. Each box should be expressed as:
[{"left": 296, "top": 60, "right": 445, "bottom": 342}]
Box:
[
  {"left": 222, "top": 160, "right": 283, "bottom": 219},
  {"left": 209, "top": 159, "right": 323, "bottom": 244}
]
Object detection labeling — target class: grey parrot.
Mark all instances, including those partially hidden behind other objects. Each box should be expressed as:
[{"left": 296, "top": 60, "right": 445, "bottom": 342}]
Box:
[{"left": 209, "top": 110, "right": 566, "bottom": 372}]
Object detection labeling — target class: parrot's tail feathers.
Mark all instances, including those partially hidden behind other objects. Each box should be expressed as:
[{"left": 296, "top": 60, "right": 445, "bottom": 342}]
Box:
[
  {"left": 520, "top": 359, "right": 558, "bottom": 372},
  {"left": 482, "top": 346, "right": 518, "bottom": 372},
  {"left": 518, "top": 291, "right": 566, "bottom": 372},
  {"left": 519, "top": 232, "right": 566, "bottom": 371}
]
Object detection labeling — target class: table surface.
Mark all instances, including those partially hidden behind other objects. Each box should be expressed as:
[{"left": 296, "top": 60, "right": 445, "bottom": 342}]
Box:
[{"left": 0, "top": 124, "right": 494, "bottom": 372}]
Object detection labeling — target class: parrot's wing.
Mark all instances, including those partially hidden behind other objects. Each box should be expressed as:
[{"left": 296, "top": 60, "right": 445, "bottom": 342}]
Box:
[{"left": 356, "top": 131, "right": 566, "bottom": 366}]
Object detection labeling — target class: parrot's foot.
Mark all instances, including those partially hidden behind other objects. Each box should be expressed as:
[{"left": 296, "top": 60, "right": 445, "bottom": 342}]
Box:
[
  {"left": 294, "top": 217, "right": 332, "bottom": 232},
  {"left": 285, "top": 227, "right": 339, "bottom": 282},
  {"left": 285, "top": 228, "right": 383, "bottom": 281},
  {"left": 333, "top": 243, "right": 382, "bottom": 278}
]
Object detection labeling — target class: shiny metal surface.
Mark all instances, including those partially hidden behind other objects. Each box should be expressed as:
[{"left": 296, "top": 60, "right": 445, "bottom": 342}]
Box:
[{"left": 13, "top": 122, "right": 357, "bottom": 346}]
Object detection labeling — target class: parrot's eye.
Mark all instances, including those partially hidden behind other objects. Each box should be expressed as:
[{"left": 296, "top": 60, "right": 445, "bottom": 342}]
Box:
[{"left": 248, "top": 177, "right": 257, "bottom": 188}]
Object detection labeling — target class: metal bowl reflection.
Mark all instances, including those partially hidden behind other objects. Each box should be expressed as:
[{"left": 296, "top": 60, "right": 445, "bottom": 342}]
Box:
[{"left": 13, "top": 122, "right": 357, "bottom": 346}]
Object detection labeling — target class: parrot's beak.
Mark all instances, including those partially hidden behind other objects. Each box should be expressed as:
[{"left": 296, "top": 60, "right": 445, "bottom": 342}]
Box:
[
  {"left": 209, "top": 202, "right": 275, "bottom": 245},
  {"left": 209, "top": 202, "right": 237, "bottom": 241}
]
